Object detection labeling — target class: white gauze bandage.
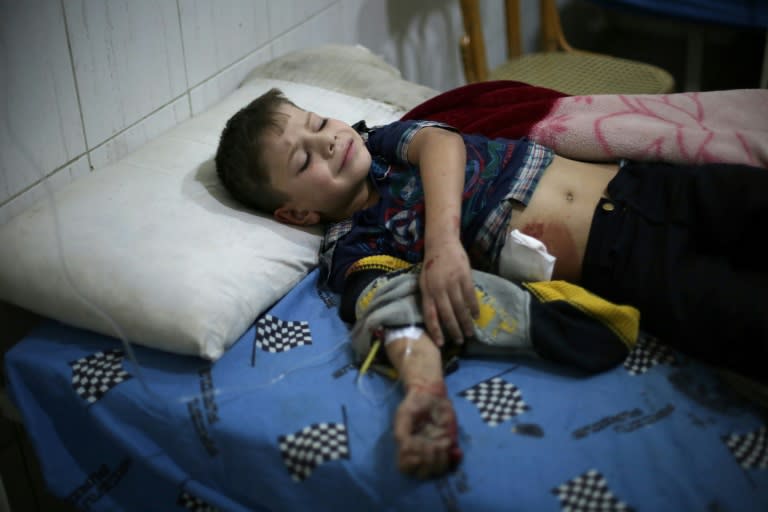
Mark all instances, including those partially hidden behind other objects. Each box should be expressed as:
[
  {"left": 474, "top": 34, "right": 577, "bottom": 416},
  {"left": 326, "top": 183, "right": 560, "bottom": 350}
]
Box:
[
  {"left": 385, "top": 326, "right": 424, "bottom": 359},
  {"left": 384, "top": 326, "right": 424, "bottom": 345},
  {"left": 499, "top": 229, "right": 556, "bottom": 282}
]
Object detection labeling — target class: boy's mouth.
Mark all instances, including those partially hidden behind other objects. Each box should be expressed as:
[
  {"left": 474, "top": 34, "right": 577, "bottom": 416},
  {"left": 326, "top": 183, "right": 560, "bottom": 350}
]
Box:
[{"left": 340, "top": 139, "right": 353, "bottom": 172}]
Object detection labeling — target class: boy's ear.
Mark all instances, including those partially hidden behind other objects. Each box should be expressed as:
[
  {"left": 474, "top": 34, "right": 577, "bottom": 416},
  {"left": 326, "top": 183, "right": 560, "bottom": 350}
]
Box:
[{"left": 274, "top": 206, "right": 321, "bottom": 226}]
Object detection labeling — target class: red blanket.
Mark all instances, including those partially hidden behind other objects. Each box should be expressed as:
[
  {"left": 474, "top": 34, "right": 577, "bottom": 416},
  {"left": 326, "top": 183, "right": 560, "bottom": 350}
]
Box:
[{"left": 403, "top": 81, "right": 768, "bottom": 168}]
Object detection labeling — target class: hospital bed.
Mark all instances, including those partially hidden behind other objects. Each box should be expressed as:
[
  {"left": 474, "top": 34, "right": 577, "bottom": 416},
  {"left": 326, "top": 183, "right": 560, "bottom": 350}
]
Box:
[{"left": 1, "top": 44, "right": 767, "bottom": 512}]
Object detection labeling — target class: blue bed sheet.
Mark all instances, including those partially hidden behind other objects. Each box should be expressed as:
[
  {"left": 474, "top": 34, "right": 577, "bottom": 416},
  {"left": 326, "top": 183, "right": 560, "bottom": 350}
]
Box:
[{"left": 5, "top": 269, "right": 768, "bottom": 511}]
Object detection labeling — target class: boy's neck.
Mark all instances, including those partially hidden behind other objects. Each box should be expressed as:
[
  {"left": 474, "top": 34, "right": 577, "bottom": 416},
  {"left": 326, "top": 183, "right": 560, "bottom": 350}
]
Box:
[{"left": 361, "top": 179, "right": 379, "bottom": 210}]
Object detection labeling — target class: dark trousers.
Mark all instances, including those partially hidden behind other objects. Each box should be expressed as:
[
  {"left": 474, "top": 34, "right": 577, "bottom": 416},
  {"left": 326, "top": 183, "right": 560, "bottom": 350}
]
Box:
[{"left": 581, "top": 161, "right": 768, "bottom": 384}]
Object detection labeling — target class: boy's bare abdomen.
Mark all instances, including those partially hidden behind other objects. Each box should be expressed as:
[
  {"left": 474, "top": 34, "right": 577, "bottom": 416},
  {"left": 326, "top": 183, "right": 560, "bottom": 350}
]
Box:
[{"left": 508, "top": 155, "right": 619, "bottom": 282}]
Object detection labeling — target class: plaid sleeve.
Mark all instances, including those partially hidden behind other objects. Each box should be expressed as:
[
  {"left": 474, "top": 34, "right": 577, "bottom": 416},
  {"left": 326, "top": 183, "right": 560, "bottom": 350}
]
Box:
[
  {"left": 317, "top": 219, "right": 353, "bottom": 292},
  {"left": 366, "top": 120, "right": 457, "bottom": 164}
]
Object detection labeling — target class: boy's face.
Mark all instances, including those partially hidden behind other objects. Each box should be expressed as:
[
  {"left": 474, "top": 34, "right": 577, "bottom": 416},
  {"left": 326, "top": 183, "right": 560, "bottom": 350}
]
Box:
[{"left": 263, "top": 103, "right": 373, "bottom": 225}]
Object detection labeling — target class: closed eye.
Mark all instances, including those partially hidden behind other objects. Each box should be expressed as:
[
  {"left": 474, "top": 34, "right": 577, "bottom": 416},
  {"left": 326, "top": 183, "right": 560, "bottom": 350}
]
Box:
[{"left": 300, "top": 118, "right": 329, "bottom": 171}]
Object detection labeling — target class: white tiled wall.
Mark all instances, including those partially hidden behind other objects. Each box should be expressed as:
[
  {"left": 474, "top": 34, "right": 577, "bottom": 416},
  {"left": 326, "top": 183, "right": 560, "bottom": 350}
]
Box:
[{"left": 0, "top": 0, "right": 538, "bottom": 226}]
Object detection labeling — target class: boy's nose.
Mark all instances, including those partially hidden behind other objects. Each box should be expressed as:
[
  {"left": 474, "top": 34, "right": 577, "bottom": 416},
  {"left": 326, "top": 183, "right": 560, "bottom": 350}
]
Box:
[{"left": 315, "top": 134, "right": 336, "bottom": 157}]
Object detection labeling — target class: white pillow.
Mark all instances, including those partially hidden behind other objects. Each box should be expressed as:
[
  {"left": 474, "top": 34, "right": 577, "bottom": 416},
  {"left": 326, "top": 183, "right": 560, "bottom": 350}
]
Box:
[{"left": 0, "top": 79, "right": 404, "bottom": 359}]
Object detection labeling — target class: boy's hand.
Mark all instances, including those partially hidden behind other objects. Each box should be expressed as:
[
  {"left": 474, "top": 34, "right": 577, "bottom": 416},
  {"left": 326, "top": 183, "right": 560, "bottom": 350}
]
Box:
[
  {"left": 394, "top": 381, "right": 462, "bottom": 479},
  {"left": 420, "top": 239, "right": 478, "bottom": 347}
]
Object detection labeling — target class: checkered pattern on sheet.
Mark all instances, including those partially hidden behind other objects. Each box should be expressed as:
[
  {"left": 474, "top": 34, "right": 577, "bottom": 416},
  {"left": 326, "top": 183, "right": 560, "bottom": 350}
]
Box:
[
  {"left": 69, "top": 349, "right": 132, "bottom": 404},
  {"left": 255, "top": 314, "right": 312, "bottom": 352},
  {"left": 723, "top": 425, "right": 768, "bottom": 469},
  {"left": 459, "top": 376, "right": 529, "bottom": 427},
  {"left": 278, "top": 422, "right": 350, "bottom": 482},
  {"left": 177, "top": 490, "right": 219, "bottom": 512},
  {"left": 623, "top": 335, "right": 677, "bottom": 375},
  {"left": 551, "top": 469, "right": 635, "bottom": 512}
]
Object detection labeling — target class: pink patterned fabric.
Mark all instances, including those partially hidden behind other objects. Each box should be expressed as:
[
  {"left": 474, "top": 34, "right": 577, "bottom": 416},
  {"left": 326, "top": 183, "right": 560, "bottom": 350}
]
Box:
[
  {"left": 403, "top": 81, "right": 768, "bottom": 168},
  {"left": 529, "top": 90, "right": 768, "bottom": 167}
]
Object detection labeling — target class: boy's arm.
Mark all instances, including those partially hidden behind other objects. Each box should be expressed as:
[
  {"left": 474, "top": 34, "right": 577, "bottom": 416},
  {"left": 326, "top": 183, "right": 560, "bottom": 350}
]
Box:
[
  {"left": 384, "top": 331, "right": 462, "bottom": 478},
  {"left": 407, "top": 127, "right": 478, "bottom": 346}
]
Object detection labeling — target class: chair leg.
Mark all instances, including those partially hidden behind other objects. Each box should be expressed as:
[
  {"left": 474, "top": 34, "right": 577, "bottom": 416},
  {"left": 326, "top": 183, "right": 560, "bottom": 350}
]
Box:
[
  {"left": 540, "top": 0, "right": 575, "bottom": 52},
  {"left": 760, "top": 30, "right": 768, "bottom": 89},
  {"left": 684, "top": 29, "right": 703, "bottom": 91},
  {"left": 504, "top": 0, "right": 522, "bottom": 57},
  {"left": 459, "top": 0, "right": 488, "bottom": 82},
  {"left": 459, "top": 35, "right": 477, "bottom": 83}
]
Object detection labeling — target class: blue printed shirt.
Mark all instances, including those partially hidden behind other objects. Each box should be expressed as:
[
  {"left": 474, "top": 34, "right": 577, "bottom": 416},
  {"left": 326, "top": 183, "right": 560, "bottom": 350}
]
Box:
[{"left": 321, "top": 120, "right": 553, "bottom": 293}]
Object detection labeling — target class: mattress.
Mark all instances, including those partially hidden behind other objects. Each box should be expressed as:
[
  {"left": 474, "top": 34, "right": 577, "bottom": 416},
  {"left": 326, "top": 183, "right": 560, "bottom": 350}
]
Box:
[{"left": 6, "top": 269, "right": 768, "bottom": 511}]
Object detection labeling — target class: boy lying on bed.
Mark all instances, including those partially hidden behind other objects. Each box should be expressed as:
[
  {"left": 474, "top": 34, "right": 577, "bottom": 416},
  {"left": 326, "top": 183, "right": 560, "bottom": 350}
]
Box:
[{"left": 215, "top": 88, "right": 767, "bottom": 479}]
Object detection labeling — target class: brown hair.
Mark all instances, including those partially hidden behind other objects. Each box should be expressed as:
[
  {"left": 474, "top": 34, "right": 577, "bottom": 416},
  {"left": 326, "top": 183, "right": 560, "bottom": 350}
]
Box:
[{"left": 214, "top": 88, "right": 297, "bottom": 213}]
